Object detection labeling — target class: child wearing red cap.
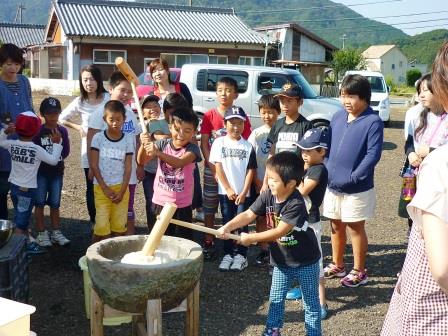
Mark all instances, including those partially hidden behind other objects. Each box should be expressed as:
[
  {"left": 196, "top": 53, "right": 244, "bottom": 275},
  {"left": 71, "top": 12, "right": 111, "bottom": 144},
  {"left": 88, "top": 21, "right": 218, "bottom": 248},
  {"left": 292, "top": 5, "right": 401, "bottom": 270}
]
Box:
[{"left": 0, "top": 111, "right": 63, "bottom": 254}]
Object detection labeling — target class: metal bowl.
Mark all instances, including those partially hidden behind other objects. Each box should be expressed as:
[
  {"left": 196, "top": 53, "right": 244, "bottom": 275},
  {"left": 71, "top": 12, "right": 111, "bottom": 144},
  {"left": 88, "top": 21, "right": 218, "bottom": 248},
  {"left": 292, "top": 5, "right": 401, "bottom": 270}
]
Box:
[{"left": 0, "top": 220, "right": 15, "bottom": 248}]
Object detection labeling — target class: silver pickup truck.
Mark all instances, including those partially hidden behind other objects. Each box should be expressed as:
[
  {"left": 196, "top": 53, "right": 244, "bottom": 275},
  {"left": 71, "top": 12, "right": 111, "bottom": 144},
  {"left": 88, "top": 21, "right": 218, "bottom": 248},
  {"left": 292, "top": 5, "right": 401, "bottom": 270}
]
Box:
[{"left": 180, "top": 63, "right": 342, "bottom": 128}]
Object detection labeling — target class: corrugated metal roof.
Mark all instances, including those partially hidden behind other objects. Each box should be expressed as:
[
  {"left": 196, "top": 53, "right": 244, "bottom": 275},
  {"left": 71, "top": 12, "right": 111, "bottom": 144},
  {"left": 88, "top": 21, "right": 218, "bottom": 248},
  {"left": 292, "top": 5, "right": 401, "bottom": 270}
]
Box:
[
  {"left": 0, "top": 23, "right": 45, "bottom": 48},
  {"left": 53, "top": 0, "right": 265, "bottom": 45}
]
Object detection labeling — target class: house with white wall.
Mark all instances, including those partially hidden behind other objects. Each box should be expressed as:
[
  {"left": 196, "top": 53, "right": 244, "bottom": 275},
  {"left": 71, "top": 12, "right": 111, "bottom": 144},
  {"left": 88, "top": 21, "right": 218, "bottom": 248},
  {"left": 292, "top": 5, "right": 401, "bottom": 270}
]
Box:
[
  {"left": 362, "top": 45, "right": 408, "bottom": 84},
  {"left": 254, "top": 23, "right": 337, "bottom": 86}
]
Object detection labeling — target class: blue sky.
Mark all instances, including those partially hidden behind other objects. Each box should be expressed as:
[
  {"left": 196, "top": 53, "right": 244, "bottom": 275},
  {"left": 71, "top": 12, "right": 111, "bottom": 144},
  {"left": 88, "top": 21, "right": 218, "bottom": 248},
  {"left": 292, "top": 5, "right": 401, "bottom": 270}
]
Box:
[{"left": 331, "top": 0, "right": 448, "bottom": 36}]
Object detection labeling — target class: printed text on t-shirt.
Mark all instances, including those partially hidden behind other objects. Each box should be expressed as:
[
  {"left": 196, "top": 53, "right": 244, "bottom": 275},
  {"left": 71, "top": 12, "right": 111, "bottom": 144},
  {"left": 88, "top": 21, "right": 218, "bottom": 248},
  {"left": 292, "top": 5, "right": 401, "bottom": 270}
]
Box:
[
  {"left": 11, "top": 146, "right": 36, "bottom": 164},
  {"left": 221, "top": 147, "right": 248, "bottom": 160}
]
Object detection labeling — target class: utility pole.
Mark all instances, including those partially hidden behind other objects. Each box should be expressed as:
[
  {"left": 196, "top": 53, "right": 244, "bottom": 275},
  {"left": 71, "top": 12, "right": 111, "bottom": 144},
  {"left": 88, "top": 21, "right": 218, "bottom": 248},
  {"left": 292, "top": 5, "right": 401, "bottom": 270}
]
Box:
[
  {"left": 14, "top": 3, "right": 26, "bottom": 24},
  {"left": 264, "top": 32, "right": 270, "bottom": 67},
  {"left": 340, "top": 34, "right": 347, "bottom": 50}
]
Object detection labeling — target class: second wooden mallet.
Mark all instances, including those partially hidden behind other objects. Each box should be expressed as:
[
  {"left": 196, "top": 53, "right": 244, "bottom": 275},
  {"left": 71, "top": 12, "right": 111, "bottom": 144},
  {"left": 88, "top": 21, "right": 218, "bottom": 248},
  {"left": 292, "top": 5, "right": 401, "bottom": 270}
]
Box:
[{"left": 114, "top": 57, "right": 147, "bottom": 133}]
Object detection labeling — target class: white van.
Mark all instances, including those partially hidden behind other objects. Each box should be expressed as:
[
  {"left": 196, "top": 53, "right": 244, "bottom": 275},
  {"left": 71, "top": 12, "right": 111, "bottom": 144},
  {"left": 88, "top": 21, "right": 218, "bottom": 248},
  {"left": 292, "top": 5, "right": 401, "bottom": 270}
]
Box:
[
  {"left": 343, "top": 70, "right": 391, "bottom": 126},
  {"left": 181, "top": 64, "right": 342, "bottom": 128}
]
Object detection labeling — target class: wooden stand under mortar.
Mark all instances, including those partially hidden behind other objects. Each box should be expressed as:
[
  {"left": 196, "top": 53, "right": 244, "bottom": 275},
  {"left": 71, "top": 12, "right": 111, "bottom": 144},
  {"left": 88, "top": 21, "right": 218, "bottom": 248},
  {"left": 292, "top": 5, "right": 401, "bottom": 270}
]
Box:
[
  {"left": 89, "top": 203, "right": 201, "bottom": 335},
  {"left": 90, "top": 283, "right": 199, "bottom": 336}
]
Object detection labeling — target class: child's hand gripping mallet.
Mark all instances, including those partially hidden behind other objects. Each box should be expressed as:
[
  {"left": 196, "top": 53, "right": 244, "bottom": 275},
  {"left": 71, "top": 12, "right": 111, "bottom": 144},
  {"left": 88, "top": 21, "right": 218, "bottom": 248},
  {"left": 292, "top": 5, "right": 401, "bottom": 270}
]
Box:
[
  {"left": 157, "top": 217, "right": 241, "bottom": 242},
  {"left": 114, "top": 57, "right": 147, "bottom": 134},
  {"left": 141, "top": 203, "right": 177, "bottom": 256}
]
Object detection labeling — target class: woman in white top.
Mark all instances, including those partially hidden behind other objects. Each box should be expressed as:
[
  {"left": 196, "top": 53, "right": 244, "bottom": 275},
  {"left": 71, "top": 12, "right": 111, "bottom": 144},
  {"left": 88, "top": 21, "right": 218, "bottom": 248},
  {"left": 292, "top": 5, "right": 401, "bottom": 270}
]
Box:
[
  {"left": 59, "top": 65, "right": 109, "bottom": 223},
  {"left": 382, "top": 41, "right": 448, "bottom": 336}
]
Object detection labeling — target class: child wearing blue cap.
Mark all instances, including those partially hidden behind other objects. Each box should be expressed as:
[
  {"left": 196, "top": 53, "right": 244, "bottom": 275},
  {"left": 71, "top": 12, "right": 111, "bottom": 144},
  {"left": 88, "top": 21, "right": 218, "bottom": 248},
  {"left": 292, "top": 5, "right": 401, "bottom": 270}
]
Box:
[{"left": 287, "top": 127, "right": 330, "bottom": 318}]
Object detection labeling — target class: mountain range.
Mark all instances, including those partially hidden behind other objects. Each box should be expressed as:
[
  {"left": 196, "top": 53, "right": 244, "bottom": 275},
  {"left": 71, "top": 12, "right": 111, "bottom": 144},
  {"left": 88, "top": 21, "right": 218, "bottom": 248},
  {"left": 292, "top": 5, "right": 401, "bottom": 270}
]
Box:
[{"left": 1, "top": 0, "right": 446, "bottom": 64}]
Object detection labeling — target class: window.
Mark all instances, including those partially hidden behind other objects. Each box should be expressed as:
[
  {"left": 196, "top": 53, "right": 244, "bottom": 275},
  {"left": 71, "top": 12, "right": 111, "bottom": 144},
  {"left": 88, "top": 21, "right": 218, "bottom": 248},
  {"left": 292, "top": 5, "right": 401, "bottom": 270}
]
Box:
[
  {"left": 143, "top": 57, "right": 154, "bottom": 69},
  {"left": 239, "top": 57, "right": 252, "bottom": 66},
  {"left": 366, "top": 76, "right": 386, "bottom": 93},
  {"left": 253, "top": 57, "right": 264, "bottom": 66},
  {"left": 196, "top": 69, "right": 248, "bottom": 93},
  {"left": 258, "top": 73, "right": 290, "bottom": 95},
  {"left": 391, "top": 63, "right": 395, "bottom": 70},
  {"left": 209, "top": 55, "right": 228, "bottom": 64},
  {"left": 161, "top": 53, "right": 228, "bottom": 67},
  {"left": 191, "top": 54, "right": 208, "bottom": 63},
  {"left": 160, "top": 53, "right": 190, "bottom": 68},
  {"left": 239, "top": 56, "right": 264, "bottom": 66},
  {"left": 176, "top": 54, "right": 191, "bottom": 68},
  {"left": 93, "top": 49, "right": 126, "bottom": 64},
  {"left": 399, "top": 61, "right": 403, "bottom": 68},
  {"left": 256, "top": 72, "right": 318, "bottom": 98},
  {"left": 161, "top": 54, "right": 175, "bottom": 68}
]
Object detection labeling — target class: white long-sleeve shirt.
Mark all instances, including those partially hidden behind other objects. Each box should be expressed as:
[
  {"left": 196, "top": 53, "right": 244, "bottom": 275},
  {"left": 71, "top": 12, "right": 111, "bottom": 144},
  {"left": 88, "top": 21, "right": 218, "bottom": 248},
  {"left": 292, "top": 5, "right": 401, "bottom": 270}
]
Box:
[{"left": 0, "top": 130, "right": 62, "bottom": 188}]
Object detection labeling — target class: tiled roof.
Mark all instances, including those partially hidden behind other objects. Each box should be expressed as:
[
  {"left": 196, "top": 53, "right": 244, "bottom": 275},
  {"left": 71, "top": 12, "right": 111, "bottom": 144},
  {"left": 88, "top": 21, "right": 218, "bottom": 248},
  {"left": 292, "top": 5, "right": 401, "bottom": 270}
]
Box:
[
  {"left": 362, "top": 45, "right": 396, "bottom": 59},
  {"left": 52, "top": 0, "right": 265, "bottom": 45},
  {"left": 0, "top": 23, "right": 45, "bottom": 48}
]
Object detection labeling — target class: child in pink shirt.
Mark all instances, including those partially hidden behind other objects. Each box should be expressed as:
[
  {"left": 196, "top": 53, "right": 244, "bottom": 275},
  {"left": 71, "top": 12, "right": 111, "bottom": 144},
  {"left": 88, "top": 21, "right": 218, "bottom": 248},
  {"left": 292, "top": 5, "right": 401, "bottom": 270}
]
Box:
[{"left": 138, "top": 107, "right": 201, "bottom": 239}]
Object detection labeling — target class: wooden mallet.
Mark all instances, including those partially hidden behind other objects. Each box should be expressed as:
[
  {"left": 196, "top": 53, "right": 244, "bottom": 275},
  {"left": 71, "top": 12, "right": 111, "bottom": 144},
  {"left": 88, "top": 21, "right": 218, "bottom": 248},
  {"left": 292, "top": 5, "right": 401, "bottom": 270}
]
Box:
[
  {"left": 141, "top": 203, "right": 177, "bottom": 256},
  {"left": 141, "top": 202, "right": 244, "bottom": 257},
  {"left": 157, "top": 217, "right": 241, "bottom": 242},
  {"left": 114, "top": 57, "right": 147, "bottom": 133}
]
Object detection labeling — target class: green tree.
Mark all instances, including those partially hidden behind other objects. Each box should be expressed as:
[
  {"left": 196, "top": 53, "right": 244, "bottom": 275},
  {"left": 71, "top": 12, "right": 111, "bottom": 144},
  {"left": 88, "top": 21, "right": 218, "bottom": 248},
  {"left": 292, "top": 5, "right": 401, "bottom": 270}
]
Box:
[
  {"left": 331, "top": 48, "right": 366, "bottom": 81},
  {"left": 406, "top": 68, "right": 422, "bottom": 87}
]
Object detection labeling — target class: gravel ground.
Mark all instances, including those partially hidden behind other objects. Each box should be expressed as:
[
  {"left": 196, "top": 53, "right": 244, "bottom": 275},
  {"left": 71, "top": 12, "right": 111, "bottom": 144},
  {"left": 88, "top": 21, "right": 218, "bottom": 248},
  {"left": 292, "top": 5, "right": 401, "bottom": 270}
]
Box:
[{"left": 21, "top": 94, "right": 408, "bottom": 335}]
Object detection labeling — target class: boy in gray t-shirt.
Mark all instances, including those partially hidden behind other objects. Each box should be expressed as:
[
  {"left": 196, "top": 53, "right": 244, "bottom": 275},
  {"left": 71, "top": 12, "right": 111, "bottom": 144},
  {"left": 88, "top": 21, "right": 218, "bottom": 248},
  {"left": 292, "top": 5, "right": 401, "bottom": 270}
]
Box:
[{"left": 90, "top": 101, "right": 134, "bottom": 243}]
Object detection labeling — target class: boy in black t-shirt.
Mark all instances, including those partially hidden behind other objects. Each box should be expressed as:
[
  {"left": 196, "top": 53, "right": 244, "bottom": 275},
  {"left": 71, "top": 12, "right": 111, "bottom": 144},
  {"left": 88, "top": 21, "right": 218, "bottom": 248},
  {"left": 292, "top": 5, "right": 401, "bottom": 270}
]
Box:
[
  {"left": 217, "top": 151, "right": 321, "bottom": 336},
  {"left": 288, "top": 127, "right": 330, "bottom": 319},
  {"left": 262, "top": 82, "right": 312, "bottom": 191}
]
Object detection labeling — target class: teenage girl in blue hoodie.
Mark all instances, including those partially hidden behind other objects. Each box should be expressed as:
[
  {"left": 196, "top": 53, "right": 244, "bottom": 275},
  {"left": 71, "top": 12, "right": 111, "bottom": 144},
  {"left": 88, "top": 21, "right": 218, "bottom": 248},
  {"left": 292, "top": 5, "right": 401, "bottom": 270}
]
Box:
[{"left": 322, "top": 74, "right": 383, "bottom": 288}]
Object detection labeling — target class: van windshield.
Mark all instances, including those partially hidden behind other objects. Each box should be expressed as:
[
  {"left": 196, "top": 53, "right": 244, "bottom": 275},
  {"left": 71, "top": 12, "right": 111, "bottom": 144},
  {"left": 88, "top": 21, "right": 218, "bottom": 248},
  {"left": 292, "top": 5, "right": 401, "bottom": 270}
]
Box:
[
  {"left": 366, "top": 76, "right": 386, "bottom": 93},
  {"left": 258, "top": 72, "right": 318, "bottom": 99}
]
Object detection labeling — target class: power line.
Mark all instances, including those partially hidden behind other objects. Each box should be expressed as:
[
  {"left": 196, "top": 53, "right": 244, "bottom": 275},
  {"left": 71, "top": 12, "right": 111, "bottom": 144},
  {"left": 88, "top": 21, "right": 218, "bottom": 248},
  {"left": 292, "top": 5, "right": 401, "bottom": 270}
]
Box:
[
  {"left": 266, "top": 11, "right": 448, "bottom": 23},
  {"left": 331, "top": 23, "right": 448, "bottom": 35},
  {"left": 239, "top": 0, "right": 403, "bottom": 14},
  {"left": 304, "top": 17, "right": 448, "bottom": 30}
]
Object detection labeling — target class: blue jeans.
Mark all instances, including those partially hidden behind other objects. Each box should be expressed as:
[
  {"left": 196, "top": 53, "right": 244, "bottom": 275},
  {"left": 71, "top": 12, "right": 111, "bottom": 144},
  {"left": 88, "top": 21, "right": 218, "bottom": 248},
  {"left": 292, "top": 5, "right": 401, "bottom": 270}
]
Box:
[
  {"left": 10, "top": 183, "right": 36, "bottom": 231},
  {"left": 35, "top": 173, "right": 63, "bottom": 208},
  {"left": 219, "top": 195, "right": 249, "bottom": 256},
  {"left": 267, "top": 262, "right": 321, "bottom": 335}
]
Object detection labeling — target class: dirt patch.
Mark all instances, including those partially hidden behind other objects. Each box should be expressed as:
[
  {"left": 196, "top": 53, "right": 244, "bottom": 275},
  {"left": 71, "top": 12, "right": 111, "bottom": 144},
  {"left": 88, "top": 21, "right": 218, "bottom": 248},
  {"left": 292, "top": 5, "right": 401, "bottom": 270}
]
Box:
[{"left": 23, "top": 94, "right": 408, "bottom": 335}]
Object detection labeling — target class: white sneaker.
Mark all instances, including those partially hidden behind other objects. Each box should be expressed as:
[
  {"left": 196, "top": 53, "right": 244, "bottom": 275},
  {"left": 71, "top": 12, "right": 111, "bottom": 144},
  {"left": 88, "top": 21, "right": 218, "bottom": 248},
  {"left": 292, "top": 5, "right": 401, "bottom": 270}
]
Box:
[
  {"left": 219, "top": 254, "right": 233, "bottom": 271},
  {"left": 51, "top": 230, "right": 70, "bottom": 246},
  {"left": 194, "top": 210, "right": 204, "bottom": 222},
  {"left": 36, "top": 230, "right": 52, "bottom": 247},
  {"left": 28, "top": 233, "right": 37, "bottom": 244},
  {"left": 230, "top": 254, "right": 248, "bottom": 272}
]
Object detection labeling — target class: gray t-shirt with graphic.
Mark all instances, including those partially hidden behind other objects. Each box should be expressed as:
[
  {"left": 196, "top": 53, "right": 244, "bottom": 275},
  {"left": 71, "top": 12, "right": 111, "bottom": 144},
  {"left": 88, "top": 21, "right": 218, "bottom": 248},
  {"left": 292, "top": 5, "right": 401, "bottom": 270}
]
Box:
[{"left": 91, "top": 131, "right": 135, "bottom": 186}]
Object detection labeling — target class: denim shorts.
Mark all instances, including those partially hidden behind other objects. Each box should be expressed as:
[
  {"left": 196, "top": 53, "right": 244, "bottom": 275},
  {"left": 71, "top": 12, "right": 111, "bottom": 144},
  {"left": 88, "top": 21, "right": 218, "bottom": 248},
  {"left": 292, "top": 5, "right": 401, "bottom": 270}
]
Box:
[
  {"left": 35, "top": 173, "right": 63, "bottom": 208},
  {"left": 10, "top": 183, "right": 36, "bottom": 230}
]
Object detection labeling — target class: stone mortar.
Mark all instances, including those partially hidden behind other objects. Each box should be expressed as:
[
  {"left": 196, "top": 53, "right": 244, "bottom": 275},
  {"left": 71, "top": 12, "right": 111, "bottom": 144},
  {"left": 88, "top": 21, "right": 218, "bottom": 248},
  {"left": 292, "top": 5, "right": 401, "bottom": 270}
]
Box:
[{"left": 86, "top": 235, "right": 203, "bottom": 313}]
